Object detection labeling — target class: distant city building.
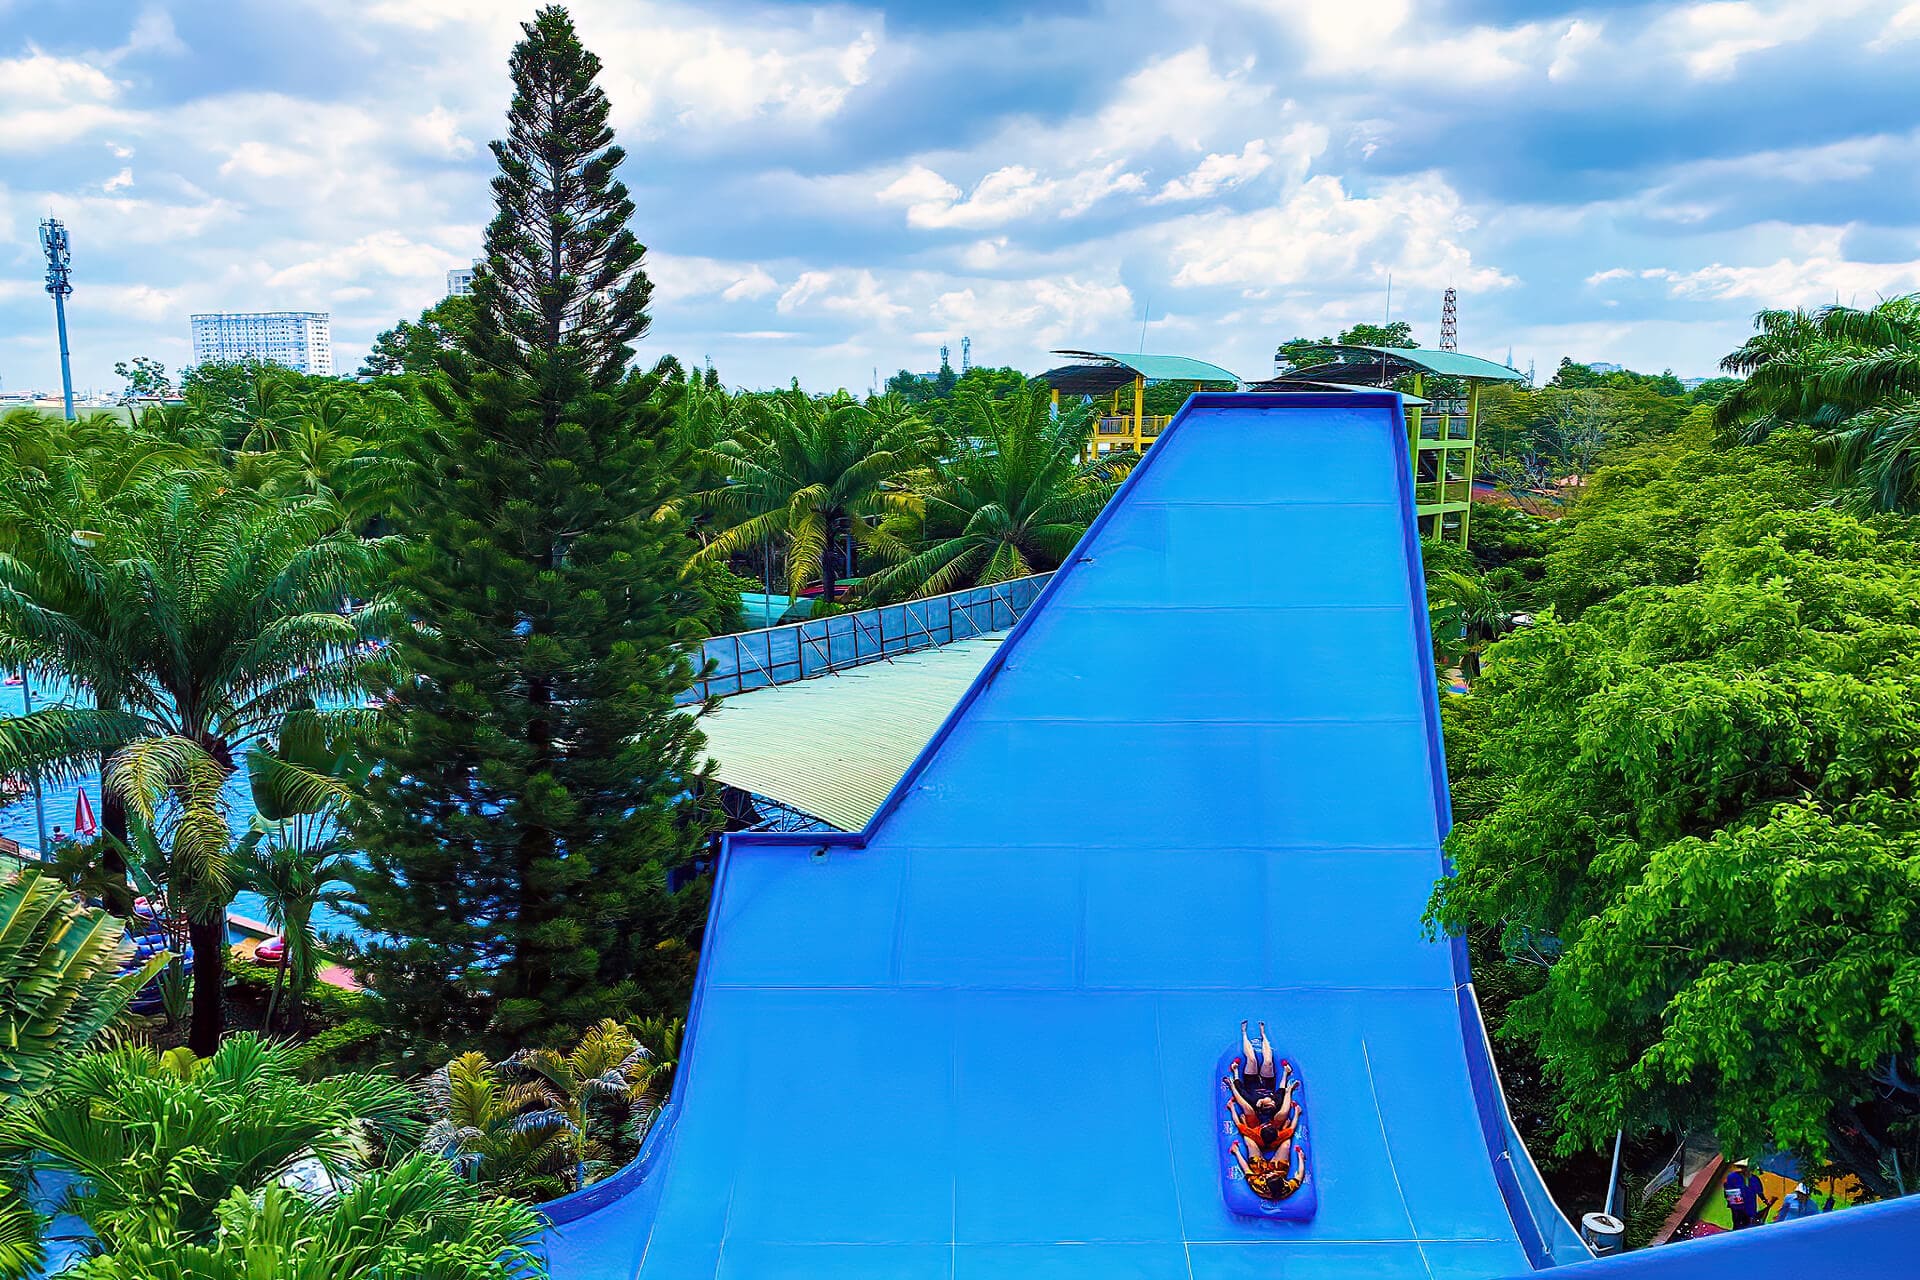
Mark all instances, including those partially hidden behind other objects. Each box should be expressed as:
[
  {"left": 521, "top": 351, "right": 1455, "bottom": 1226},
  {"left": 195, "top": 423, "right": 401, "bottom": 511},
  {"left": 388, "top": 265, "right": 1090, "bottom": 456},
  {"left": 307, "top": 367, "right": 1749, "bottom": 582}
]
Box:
[
  {"left": 1587, "top": 361, "right": 1624, "bottom": 374},
  {"left": 1681, "top": 376, "right": 1710, "bottom": 391},
  {"left": 447, "top": 265, "right": 476, "bottom": 297},
  {"left": 190, "top": 311, "right": 333, "bottom": 376}
]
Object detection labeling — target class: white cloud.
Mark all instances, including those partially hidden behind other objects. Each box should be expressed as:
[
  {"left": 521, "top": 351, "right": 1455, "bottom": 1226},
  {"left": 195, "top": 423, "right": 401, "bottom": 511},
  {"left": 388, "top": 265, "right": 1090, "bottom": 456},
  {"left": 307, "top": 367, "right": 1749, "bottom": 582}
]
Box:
[
  {"left": 263, "top": 231, "right": 464, "bottom": 292},
  {"left": 878, "top": 161, "right": 1146, "bottom": 230},
  {"left": 0, "top": 50, "right": 130, "bottom": 150},
  {"left": 1635, "top": 238, "right": 1920, "bottom": 304},
  {"left": 1154, "top": 139, "right": 1280, "bottom": 203},
  {"left": 91, "top": 283, "right": 181, "bottom": 322},
  {"left": 600, "top": 21, "right": 878, "bottom": 133},
  {"left": 1169, "top": 173, "right": 1515, "bottom": 294},
  {"left": 648, "top": 252, "right": 779, "bottom": 306},
  {"left": 777, "top": 269, "right": 908, "bottom": 322},
  {"left": 920, "top": 277, "right": 1134, "bottom": 351},
  {"left": 1653, "top": 1, "right": 1838, "bottom": 78},
  {"left": 1872, "top": 1, "right": 1920, "bottom": 47},
  {"left": 102, "top": 168, "right": 133, "bottom": 193},
  {"left": 412, "top": 106, "right": 477, "bottom": 160}
]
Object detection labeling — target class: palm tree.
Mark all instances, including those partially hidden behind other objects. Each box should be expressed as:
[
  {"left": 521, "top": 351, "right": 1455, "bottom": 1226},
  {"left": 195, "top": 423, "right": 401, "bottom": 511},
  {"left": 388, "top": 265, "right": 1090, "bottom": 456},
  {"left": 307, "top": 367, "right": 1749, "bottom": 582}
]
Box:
[
  {"left": 864, "top": 385, "right": 1113, "bottom": 600},
  {"left": 507, "top": 1019, "right": 660, "bottom": 1189},
  {"left": 1428, "top": 570, "right": 1516, "bottom": 680},
  {"left": 0, "top": 479, "right": 387, "bottom": 1052},
  {"left": 421, "top": 1052, "right": 574, "bottom": 1202},
  {"left": 235, "top": 707, "right": 367, "bottom": 1033},
  {"left": 232, "top": 385, "right": 411, "bottom": 528},
  {"left": 61, "top": 1153, "right": 544, "bottom": 1280},
  {"left": 0, "top": 867, "right": 166, "bottom": 1102},
  {"left": 0, "top": 1191, "right": 38, "bottom": 1280},
  {"left": 1716, "top": 296, "right": 1920, "bottom": 511},
  {"left": 669, "top": 386, "right": 931, "bottom": 600},
  {"left": 0, "top": 1035, "right": 416, "bottom": 1259}
]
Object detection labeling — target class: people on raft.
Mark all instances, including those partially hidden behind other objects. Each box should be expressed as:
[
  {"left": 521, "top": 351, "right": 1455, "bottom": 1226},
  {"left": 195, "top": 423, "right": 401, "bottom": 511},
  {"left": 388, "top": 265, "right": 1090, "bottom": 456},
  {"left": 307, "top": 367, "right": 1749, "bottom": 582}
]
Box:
[
  {"left": 1225, "top": 1019, "right": 1308, "bottom": 1202},
  {"left": 1234, "top": 1136, "right": 1308, "bottom": 1201},
  {"left": 1236, "top": 1020, "right": 1278, "bottom": 1098},
  {"left": 1225, "top": 1058, "right": 1298, "bottom": 1155}
]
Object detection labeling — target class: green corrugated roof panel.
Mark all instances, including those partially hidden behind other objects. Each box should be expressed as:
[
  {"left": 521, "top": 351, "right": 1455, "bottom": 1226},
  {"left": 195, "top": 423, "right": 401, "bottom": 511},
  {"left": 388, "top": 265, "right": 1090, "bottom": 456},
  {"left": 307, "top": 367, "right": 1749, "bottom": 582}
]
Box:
[
  {"left": 1050, "top": 350, "right": 1240, "bottom": 385},
  {"left": 1337, "top": 346, "right": 1527, "bottom": 382},
  {"left": 700, "top": 637, "right": 1001, "bottom": 830}
]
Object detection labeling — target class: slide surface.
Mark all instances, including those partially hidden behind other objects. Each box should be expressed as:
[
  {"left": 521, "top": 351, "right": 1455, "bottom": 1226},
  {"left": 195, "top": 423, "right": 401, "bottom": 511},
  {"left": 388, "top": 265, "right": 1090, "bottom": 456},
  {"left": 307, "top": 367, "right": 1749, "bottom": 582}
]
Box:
[{"left": 544, "top": 393, "right": 1913, "bottom": 1279}]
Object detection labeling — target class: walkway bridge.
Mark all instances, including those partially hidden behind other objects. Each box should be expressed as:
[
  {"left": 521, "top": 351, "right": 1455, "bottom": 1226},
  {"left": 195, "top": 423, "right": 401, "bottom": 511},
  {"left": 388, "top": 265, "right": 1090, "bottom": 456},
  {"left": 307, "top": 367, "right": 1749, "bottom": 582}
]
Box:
[{"left": 546, "top": 393, "right": 1918, "bottom": 1279}]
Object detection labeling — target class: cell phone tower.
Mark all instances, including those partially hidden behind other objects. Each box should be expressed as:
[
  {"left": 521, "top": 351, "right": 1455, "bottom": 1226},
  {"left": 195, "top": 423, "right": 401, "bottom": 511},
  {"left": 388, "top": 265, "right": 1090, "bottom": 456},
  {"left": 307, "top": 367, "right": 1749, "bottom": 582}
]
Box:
[
  {"left": 1439, "top": 286, "right": 1459, "bottom": 353},
  {"left": 40, "top": 218, "right": 76, "bottom": 420},
  {"left": 961, "top": 335, "right": 972, "bottom": 373}
]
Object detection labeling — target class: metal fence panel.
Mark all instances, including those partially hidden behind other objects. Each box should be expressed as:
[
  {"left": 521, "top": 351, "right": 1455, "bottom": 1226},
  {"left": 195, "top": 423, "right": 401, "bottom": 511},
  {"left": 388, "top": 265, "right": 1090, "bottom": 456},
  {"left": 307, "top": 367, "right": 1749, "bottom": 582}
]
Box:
[{"left": 678, "top": 573, "right": 1053, "bottom": 704}]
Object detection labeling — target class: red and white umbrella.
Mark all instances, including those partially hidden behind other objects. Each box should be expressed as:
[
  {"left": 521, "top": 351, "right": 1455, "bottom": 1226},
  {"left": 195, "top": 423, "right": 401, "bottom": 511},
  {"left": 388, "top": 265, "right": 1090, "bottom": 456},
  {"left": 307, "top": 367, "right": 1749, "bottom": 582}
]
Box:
[{"left": 74, "top": 789, "right": 98, "bottom": 839}]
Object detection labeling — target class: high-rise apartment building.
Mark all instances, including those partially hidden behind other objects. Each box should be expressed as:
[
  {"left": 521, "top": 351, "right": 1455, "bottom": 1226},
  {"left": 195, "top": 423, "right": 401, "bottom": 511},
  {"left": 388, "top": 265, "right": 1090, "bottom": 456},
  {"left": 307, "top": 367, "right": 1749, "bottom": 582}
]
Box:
[
  {"left": 447, "top": 262, "right": 479, "bottom": 297},
  {"left": 189, "top": 311, "right": 333, "bottom": 376}
]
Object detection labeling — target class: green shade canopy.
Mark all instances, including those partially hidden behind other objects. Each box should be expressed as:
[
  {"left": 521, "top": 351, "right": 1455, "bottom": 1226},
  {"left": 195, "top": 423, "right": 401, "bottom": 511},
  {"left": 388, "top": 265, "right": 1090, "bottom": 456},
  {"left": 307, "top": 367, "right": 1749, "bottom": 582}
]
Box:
[
  {"left": 1040, "top": 350, "right": 1240, "bottom": 396},
  {"left": 700, "top": 637, "right": 1000, "bottom": 830},
  {"left": 1279, "top": 345, "right": 1526, "bottom": 385}
]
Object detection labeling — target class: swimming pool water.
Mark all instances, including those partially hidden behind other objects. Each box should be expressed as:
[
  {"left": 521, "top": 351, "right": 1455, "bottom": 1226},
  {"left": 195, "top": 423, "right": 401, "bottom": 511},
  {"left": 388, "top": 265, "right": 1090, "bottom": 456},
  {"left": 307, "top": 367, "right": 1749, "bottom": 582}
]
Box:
[{"left": 0, "top": 676, "right": 367, "bottom": 940}]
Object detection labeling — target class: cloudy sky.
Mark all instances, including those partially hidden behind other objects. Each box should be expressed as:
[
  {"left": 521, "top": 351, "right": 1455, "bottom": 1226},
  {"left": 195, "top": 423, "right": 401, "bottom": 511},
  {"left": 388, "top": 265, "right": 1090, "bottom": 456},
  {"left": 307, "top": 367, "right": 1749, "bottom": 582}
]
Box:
[{"left": 2, "top": 0, "right": 1918, "bottom": 396}]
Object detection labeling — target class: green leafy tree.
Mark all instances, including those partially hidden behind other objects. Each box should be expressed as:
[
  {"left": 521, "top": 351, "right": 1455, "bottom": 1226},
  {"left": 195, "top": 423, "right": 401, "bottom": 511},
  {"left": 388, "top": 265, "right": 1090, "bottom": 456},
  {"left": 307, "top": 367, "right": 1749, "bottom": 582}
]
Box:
[
  {"left": 348, "top": 5, "right": 717, "bottom": 1057},
  {"left": 65, "top": 1153, "right": 544, "bottom": 1280},
  {"left": 359, "top": 294, "right": 476, "bottom": 378},
  {"left": 112, "top": 356, "right": 172, "bottom": 402},
  {"left": 864, "top": 385, "right": 1109, "bottom": 599},
  {"left": 1430, "top": 505, "right": 1920, "bottom": 1195},
  {"left": 0, "top": 867, "right": 166, "bottom": 1102},
  {"left": 0, "top": 1035, "right": 417, "bottom": 1261},
  {"left": 1275, "top": 320, "right": 1417, "bottom": 373},
  {"left": 1686, "top": 376, "right": 1742, "bottom": 406},
  {"left": 670, "top": 385, "right": 930, "bottom": 600},
  {"left": 1538, "top": 423, "right": 1821, "bottom": 619}
]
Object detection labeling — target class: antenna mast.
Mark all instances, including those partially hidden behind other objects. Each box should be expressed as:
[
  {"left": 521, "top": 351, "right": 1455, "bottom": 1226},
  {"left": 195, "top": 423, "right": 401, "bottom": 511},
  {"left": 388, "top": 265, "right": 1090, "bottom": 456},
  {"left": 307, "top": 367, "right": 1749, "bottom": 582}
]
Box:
[
  {"left": 39, "top": 218, "right": 75, "bottom": 420},
  {"left": 1439, "top": 286, "right": 1459, "bottom": 352}
]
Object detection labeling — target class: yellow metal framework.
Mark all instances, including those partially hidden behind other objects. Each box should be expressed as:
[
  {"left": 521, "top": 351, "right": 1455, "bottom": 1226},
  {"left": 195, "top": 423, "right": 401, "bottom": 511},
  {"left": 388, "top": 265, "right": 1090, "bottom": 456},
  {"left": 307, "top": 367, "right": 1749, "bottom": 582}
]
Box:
[{"left": 1404, "top": 373, "right": 1480, "bottom": 545}]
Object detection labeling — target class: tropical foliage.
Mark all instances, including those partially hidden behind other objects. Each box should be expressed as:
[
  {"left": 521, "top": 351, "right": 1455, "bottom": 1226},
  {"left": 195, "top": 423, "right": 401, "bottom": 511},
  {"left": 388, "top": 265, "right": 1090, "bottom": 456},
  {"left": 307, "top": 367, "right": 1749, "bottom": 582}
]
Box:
[
  {"left": 422, "top": 1052, "right": 574, "bottom": 1202},
  {"left": 0, "top": 476, "right": 385, "bottom": 1052},
  {"left": 1715, "top": 296, "right": 1920, "bottom": 511},
  {"left": 0, "top": 868, "right": 164, "bottom": 1102},
  {"left": 865, "top": 385, "right": 1113, "bottom": 599},
  {"left": 423, "top": 1017, "right": 676, "bottom": 1200},
  {"left": 64, "top": 1153, "right": 542, "bottom": 1280},
  {"left": 0, "top": 1036, "right": 416, "bottom": 1262},
  {"left": 672, "top": 385, "right": 930, "bottom": 600},
  {"left": 237, "top": 708, "right": 367, "bottom": 1032}
]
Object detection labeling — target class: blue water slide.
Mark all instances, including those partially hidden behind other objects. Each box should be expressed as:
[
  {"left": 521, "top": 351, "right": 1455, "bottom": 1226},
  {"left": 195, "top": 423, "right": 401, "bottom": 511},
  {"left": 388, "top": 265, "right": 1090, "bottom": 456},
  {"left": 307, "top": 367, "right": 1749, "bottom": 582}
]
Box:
[{"left": 541, "top": 393, "right": 1917, "bottom": 1278}]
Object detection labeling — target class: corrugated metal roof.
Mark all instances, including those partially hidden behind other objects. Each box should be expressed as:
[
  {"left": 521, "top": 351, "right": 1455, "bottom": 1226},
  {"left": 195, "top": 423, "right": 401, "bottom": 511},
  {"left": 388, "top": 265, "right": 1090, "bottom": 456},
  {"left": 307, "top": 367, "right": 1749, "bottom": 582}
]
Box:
[
  {"left": 1337, "top": 345, "right": 1527, "bottom": 381},
  {"left": 1049, "top": 349, "right": 1240, "bottom": 384},
  {"left": 699, "top": 636, "right": 1001, "bottom": 830}
]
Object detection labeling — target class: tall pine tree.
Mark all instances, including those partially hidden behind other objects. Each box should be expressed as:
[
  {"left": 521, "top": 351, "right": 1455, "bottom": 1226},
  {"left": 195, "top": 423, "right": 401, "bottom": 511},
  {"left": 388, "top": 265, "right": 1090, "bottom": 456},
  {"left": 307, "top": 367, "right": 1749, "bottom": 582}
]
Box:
[{"left": 349, "top": 5, "right": 714, "bottom": 1057}]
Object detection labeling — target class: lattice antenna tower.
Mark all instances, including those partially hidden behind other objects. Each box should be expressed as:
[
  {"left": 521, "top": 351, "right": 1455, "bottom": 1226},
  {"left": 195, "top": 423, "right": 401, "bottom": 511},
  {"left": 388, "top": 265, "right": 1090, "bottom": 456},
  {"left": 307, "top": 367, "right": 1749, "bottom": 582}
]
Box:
[
  {"left": 940, "top": 343, "right": 950, "bottom": 370},
  {"left": 961, "top": 335, "right": 972, "bottom": 373},
  {"left": 1439, "top": 286, "right": 1459, "bottom": 353},
  {"left": 39, "top": 218, "right": 76, "bottom": 420}
]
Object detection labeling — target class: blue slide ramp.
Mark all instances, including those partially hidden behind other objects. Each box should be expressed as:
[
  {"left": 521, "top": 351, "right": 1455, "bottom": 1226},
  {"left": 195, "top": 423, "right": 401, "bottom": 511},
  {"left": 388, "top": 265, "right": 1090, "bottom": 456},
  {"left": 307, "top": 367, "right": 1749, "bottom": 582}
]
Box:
[{"left": 544, "top": 392, "right": 1635, "bottom": 1277}]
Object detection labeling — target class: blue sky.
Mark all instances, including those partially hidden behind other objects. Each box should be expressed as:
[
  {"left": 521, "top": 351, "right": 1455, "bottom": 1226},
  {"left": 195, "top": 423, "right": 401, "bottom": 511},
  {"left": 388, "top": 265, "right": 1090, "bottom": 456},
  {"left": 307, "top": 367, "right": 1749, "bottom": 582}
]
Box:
[{"left": 2, "top": 0, "right": 1918, "bottom": 395}]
